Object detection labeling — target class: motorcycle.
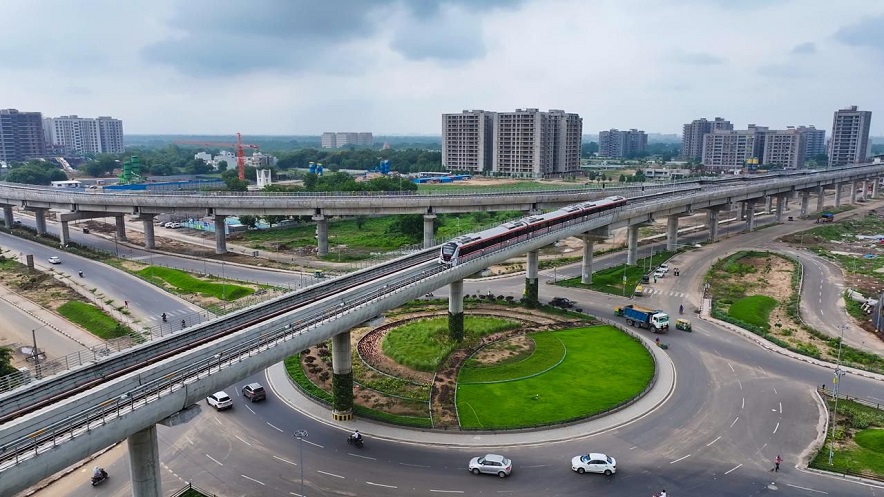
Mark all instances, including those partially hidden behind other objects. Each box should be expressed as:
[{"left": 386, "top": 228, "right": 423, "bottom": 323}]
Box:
[
  {"left": 91, "top": 468, "right": 108, "bottom": 486},
  {"left": 347, "top": 436, "right": 364, "bottom": 448},
  {"left": 78, "top": 270, "right": 84, "bottom": 278}
]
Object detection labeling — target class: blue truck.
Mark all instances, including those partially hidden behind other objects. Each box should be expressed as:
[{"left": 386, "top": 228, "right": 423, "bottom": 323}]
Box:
[{"left": 614, "top": 304, "right": 670, "bottom": 333}]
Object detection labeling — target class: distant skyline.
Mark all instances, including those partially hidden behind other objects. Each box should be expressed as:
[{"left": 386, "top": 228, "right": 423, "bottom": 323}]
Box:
[{"left": 2, "top": 1, "right": 882, "bottom": 135}]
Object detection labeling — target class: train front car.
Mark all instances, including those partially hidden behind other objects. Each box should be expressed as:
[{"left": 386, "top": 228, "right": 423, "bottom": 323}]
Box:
[{"left": 439, "top": 240, "right": 461, "bottom": 266}]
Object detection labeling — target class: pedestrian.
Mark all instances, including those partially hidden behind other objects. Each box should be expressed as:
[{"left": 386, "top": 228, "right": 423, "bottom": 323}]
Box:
[
  {"left": 654, "top": 276, "right": 658, "bottom": 284},
  {"left": 124, "top": 300, "right": 128, "bottom": 307},
  {"left": 773, "top": 454, "right": 783, "bottom": 472}
]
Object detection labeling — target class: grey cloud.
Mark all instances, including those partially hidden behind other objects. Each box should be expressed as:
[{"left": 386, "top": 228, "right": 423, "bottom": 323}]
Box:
[
  {"left": 791, "top": 42, "right": 816, "bottom": 55},
  {"left": 143, "top": 0, "right": 523, "bottom": 76},
  {"left": 673, "top": 51, "right": 726, "bottom": 66},
  {"left": 835, "top": 14, "right": 884, "bottom": 56}
]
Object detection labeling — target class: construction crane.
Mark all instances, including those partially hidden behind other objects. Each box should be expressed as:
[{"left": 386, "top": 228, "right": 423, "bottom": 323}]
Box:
[{"left": 174, "top": 133, "right": 259, "bottom": 180}]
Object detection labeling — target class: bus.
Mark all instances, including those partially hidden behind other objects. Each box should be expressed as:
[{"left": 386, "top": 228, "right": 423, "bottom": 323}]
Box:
[{"left": 50, "top": 180, "right": 82, "bottom": 189}]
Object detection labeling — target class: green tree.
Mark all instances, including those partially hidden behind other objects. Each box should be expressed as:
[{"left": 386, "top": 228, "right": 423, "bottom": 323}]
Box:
[
  {"left": 6, "top": 161, "right": 68, "bottom": 185},
  {"left": 386, "top": 214, "right": 424, "bottom": 242},
  {"left": 224, "top": 177, "right": 249, "bottom": 191},
  {"left": 238, "top": 215, "right": 257, "bottom": 228},
  {"left": 185, "top": 158, "right": 212, "bottom": 174},
  {"left": 80, "top": 156, "right": 118, "bottom": 177},
  {"left": 264, "top": 215, "right": 289, "bottom": 227},
  {"left": 0, "top": 347, "right": 16, "bottom": 376},
  {"left": 216, "top": 160, "right": 229, "bottom": 172}
]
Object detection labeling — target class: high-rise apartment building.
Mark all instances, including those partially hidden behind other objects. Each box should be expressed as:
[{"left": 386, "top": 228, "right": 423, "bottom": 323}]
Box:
[
  {"left": 321, "top": 131, "right": 374, "bottom": 149},
  {"left": 43, "top": 115, "right": 124, "bottom": 155},
  {"left": 321, "top": 132, "right": 337, "bottom": 149},
  {"left": 762, "top": 129, "right": 805, "bottom": 169},
  {"left": 681, "top": 117, "right": 733, "bottom": 160},
  {"left": 598, "top": 128, "right": 647, "bottom": 158},
  {"left": 795, "top": 125, "right": 826, "bottom": 159},
  {"left": 492, "top": 109, "right": 582, "bottom": 177},
  {"left": 442, "top": 110, "right": 495, "bottom": 173},
  {"left": 0, "top": 109, "right": 46, "bottom": 163},
  {"left": 701, "top": 125, "right": 766, "bottom": 168},
  {"left": 828, "top": 105, "right": 872, "bottom": 167}
]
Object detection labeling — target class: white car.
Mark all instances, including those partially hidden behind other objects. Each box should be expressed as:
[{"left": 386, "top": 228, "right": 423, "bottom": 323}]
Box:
[
  {"left": 468, "top": 454, "right": 512, "bottom": 477},
  {"left": 206, "top": 391, "right": 233, "bottom": 410},
  {"left": 658, "top": 263, "right": 669, "bottom": 273},
  {"left": 48, "top": 256, "right": 62, "bottom": 264},
  {"left": 653, "top": 268, "right": 666, "bottom": 279},
  {"left": 571, "top": 453, "right": 616, "bottom": 475}
]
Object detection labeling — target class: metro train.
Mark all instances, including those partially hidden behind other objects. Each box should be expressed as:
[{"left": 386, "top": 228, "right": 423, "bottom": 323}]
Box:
[{"left": 439, "top": 195, "right": 627, "bottom": 266}]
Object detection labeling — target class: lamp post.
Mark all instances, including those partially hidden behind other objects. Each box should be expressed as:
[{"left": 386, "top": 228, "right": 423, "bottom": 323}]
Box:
[
  {"left": 294, "top": 429, "right": 308, "bottom": 496},
  {"left": 31, "top": 323, "right": 50, "bottom": 379},
  {"left": 828, "top": 325, "right": 847, "bottom": 465}
]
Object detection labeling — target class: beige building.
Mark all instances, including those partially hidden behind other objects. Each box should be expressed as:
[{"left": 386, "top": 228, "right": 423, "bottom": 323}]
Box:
[
  {"left": 493, "top": 108, "right": 582, "bottom": 177},
  {"left": 828, "top": 105, "right": 872, "bottom": 167},
  {"left": 42, "top": 115, "right": 124, "bottom": 155},
  {"left": 701, "top": 125, "right": 766, "bottom": 168},
  {"left": 762, "top": 129, "right": 805, "bottom": 169},
  {"left": 681, "top": 117, "right": 733, "bottom": 161},
  {"left": 321, "top": 131, "right": 374, "bottom": 149},
  {"left": 442, "top": 109, "right": 495, "bottom": 173}
]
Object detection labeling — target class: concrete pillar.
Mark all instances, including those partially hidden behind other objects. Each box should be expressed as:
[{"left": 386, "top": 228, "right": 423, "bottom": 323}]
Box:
[
  {"left": 331, "top": 331, "right": 353, "bottom": 421},
  {"left": 448, "top": 279, "right": 464, "bottom": 341},
  {"left": 142, "top": 215, "right": 156, "bottom": 250},
  {"left": 128, "top": 424, "right": 162, "bottom": 497},
  {"left": 817, "top": 186, "right": 826, "bottom": 213},
  {"left": 115, "top": 215, "right": 128, "bottom": 242},
  {"left": 626, "top": 225, "right": 639, "bottom": 265},
  {"left": 800, "top": 190, "right": 810, "bottom": 216},
  {"left": 60, "top": 221, "right": 70, "bottom": 246},
  {"left": 706, "top": 208, "right": 719, "bottom": 242},
  {"left": 525, "top": 250, "right": 539, "bottom": 307},
  {"left": 740, "top": 202, "right": 747, "bottom": 221},
  {"left": 835, "top": 182, "right": 843, "bottom": 207},
  {"left": 765, "top": 195, "right": 773, "bottom": 213},
  {"left": 775, "top": 195, "right": 785, "bottom": 222},
  {"left": 313, "top": 214, "right": 328, "bottom": 257},
  {"left": 861, "top": 180, "right": 868, "bottom": 201},
  {"left": 873, "top": 178, "right": 880, "bottom": 198},
  {"left": 214, "top": 215, "right": 228, "bottom": 254},
  {"left": 423, "top": 214, "right": 436, "bottom": 249},
  {"left": 33, "top": 208, "right": 47, "bottom": 235},
  {"left": 2, "top": 206, "right": 12, "bottom": 228},
  {"left": 581, "top": 236, "right": 594, "bottom": 285},
  {"left": 848, "top": 182, "right": 856, "bottom": 205},
  {"left": 745, "top": 200, "right": 756, "bottom": 232},
  {"left": 666, "top": 215, "right": 678, "bottom": 252}
]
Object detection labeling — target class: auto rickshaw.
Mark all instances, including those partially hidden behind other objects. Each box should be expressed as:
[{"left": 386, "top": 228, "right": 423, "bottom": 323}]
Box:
[{"left": 675, "top": 318, "right": 692, "bottom": 332}]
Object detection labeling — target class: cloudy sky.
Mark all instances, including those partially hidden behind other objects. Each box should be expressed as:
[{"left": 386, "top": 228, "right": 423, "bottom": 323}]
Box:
[{"left": 2, "top": 0, "right": 882, "bottom": 136}]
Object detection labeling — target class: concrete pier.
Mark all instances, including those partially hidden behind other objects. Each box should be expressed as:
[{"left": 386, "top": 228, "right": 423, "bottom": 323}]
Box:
[
  {"left": 423, "top": 214, "right": 436, "bottom": 249},
  {"left": 214, "top": 215, "right": 227, "bottom": 254},
  {"left": 128, "top": 425, "right": 162, "bottom": 497},
  {"left": 313, "top": 214, "right": 328, "bottom": 257}
]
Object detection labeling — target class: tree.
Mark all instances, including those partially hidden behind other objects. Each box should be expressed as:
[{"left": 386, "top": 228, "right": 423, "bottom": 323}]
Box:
[
  {"left": 264, "top": 215, "right": 289, "bottom": 227},
  {"left": 386, "top": 214, "right": 424, "bottom": 242},
  {"left": 6, "top": 161, "right": 68, "bottom": 185},
  {"left": 80, "top": 156, "right": 118, "bottom": 177},
  {"left": 0, "top": 347, "right": 16, "bottom": 377},
  {"left": 238, "top": 215, "right": 257, "bottom": 228},
  {"left": 185, "top": 158, "right": 212, "bottom": 174},
  {"left": 224, "top": 177, "right": 249, "bottom": 191},
  {"left": 216, "top": 160, "right": 228, "bottom": 172}
]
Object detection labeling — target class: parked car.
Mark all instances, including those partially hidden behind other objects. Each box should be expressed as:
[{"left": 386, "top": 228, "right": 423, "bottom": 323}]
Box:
[
  {"left": 641, "top": 273, "right": 651, "bottom": 283},
  {"left": 549, "top": 297, "right": 575, "bottom": 309},
  {"left": 242, "top": 383, "right": 266, "bottom": 402},
  {"left": 168, "top": 222, "right": 182, "bottom": 229},
  {"left": 571, "top": 453, "right": 616, "bottom": 475},
  {"left": 468, "top": 454, "right": 512, "bottom": 478},
  {"left": 658, "top": 263, "right": 669, "bottom": 273},
  {"left": 653, "top": 268, "right": 666, "bottom": 279},
  {"left": 206, "top": 391, "right": 233, "bottom": 410},
  {"left": 48, "top": 256, "right": 62, "bottom": 264}
]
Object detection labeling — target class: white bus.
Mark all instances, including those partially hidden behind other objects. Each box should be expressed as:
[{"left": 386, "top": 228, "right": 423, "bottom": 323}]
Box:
[{"left": 50, "top": 180, "right": 82, "bottom": 189}]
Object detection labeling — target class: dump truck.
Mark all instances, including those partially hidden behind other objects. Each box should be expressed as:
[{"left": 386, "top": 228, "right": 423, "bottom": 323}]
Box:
[
  {"left": 817, "top": 212, "right": 834, "bottom": 223},
  {"left": 614, "top": 304, "right": 670, "bottom": 333}
]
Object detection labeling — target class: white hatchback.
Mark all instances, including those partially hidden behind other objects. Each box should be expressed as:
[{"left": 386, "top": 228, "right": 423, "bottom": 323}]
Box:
[{"left": 571, "top": 453, "right": 616, "bottom": 475}]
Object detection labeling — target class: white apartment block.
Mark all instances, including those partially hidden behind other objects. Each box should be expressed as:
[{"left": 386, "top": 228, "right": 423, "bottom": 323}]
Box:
[
  {"left": 701, "top": 126, "right": 766, "bottom": 168},
  {"left": 321, "top": 132, "right": 337, "bottom": 149},
  {"left": 828, "top": 105, "right": 872, "bottom": 167},
  {"left": 493, "top": 109, "right": 582, "bottom": 178},
  {"left": 442, "top": 110, "right": 495, "bottom": 173},
  {"left": 681, "top": 117, "right": 733, "bottom": 161},
  {"left": 42, "top": 115, "right": 124, "bottom": 155},
  {"left": 762, "top": 129, "right": 805, "bottom": 169},
  {"left": 598, "top": 129, "right": 647, "bottom": 158},
  {"left": 321, "top": 131, "right": 373, "bottom": 149}
]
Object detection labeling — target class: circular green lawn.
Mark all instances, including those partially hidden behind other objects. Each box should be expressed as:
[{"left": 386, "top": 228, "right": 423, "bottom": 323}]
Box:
[{"left": 456, "top": 326, "right": 654, "bottom": 429}]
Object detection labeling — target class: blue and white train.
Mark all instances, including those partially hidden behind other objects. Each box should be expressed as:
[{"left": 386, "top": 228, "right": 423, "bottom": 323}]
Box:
[{"left": 439, "top": 195, "right": 627, "bottom": 266}]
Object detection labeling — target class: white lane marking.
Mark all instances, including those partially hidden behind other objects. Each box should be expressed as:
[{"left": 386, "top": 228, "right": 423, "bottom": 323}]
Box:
[
  {"left": 522, "top": 464, "right": 550, "bottom": 468},
  {"left": 291, "top": 493, "right": 304, "bottom": 497},
  {"left": 303, "top": 439, "right": 324, "bottom": 448},
  {"left": 235, "top": 435, "right": 252, "bottom": 446},
  {"left": 779, "top": 402, "right": 782, "bottom": 414},
  {"left": 273, "top": 455, "right": 297, "bottom": 466},
  {"left": 429, "top": 490, "right": 464, "bottom": 494},
  {"left": 773, "top": 422, "right": 780, "bottom": 434},
  {"left": 758, "top": 366, "right": 767, "bottom": 375},
  {"left": 400, "top": 462, "right": 431, "bottom": 468},
  {"left": 741, "top": 397, "right": 745, "bottom": 409},
  {"left": 350, "top": 453, "right": 377, "bottom": 460},
  {"left": 185, "top": 435, "right": 194, "bottom": 445},
  {"left": 670, "top": 454, "right": 691, "bottom": 464},
  {"left": 317, "top": 470, "right": 344, "bottom": 479},
  {"left": 728, "top": 362, "right": 735, "bottom": 372},
  {"left": 774, "top": 387, "right": 778, "bottom": 395},
  {"left": 707, "top": 436, "right": 721, "bottom": 446},
  {"left": 206, "top": 454, "right": 223, "bottom": 466},
  {"left": 786, "top": 483, "right": 828, "bottom": 494},
  {"left": 367, "top": 482, "right": 398, "bottom": 489},
  {"left": 725, "top": 464, "right": 742, "bottom": 474},
  {"left": 245, "top": 404, "right": 255, "bottom": 414},
  {"left": 755, "top": 443, "right": 768, "bottom": 454},
  {"left": 738, "top": 380, "right": 743, "bottom": 390},
  {"left": 629, "top": 446, "right": 638, "bottom": 450},
  {"left": 267, "top": 422, "right": 284, "bottom": 432},
  {"left": 730, "top": 417, "right": 739, "bottom": 428},
  {"left": 242, "top": 474, "right": 265, "bottom": 485}
]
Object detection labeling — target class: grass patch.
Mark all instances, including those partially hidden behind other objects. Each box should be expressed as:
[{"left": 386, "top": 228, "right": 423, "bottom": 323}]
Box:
[
  {"left": 459, "top": 333, "right": 565, "bottom": 383},
  {"left": 855, "top": 429, "right": 884, "bottom": 453},
  {"left": 810, "top": 396, "right": 884, "bottom": 479},
  {"left": 57, "top": 301, "right": 133, "bottom": 340},
  {"left": 456, "top": 326, "right": 653, "bottom": 429},
  {"left": 558, "top": 251, "right": 675, "bottom": 295},
  {"left": 137, "top": 266, "right": 253, "bottom": 301},
  {"left": 728, "top": 295, "right": 777, "bottom": 331},
  {"left": 382, "top": 316, "right": 521, "bottom": 372}
]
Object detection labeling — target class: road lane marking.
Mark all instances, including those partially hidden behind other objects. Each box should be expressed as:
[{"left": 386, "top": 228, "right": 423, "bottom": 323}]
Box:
[
  {"left": 629, "top": 446, "right": 638, "bottom": 450},
  {"left": 241, "top": 474, "right": 265, "bottom": 485},
  {"left": 400, "top": 462, "right": 431, "bottom": 468},
  {"left": 725, "top": 464, "right": 742, "bottom": 474},
  {"left": 303, "top": 439, "right": 324, "bottom": 448},
  {"left": 758, "top": 366, "right": 767, "bottom": 375},
  {"left": 728, "top": 362, "right": 735, "bottom": 372},
  {"left": 707, "top": 436, "right": 721, "bottom": 446},
  {"left": 430, "top": 490, "right": 464, "bottom": 494},
  {"left": 773, "top": 387, "right": 778, "bottom": 395},
  {"left": 206, "top": 454, "right": 223, "bottom": 466},
  {"left": 670, "top": 454, "right": 691, "bottom": 464},
  {"left": 350, "top": 453, "right": 376, "bottom": 460},
  {"left": 738, "top": 380, "right": 743, "bottom": 390},
  {"left": 755, "top": 443, "right": 767, "bottom": 454},
  {"left": 317, "top": 470, "right": 344, "bottom": 478},
  {"left": 773, "top": 422, "right": 780, "bottom": 434},
  {"left": 235, "top": 435, "right": 252, "bottom": 446},
  {"left": 367, "top": 482, "right": 398, "bottom": 489},
  {"left": 786, "top": 484, "right": 828, "bottom": 494},
  {"left": 185, "top": 435, "right": 194, "bottom": 445},
  {"left": 779, "top": 402, "right": 782, "bottom": 414},
  {"left": 245, "top": 405, "right": 255, "bottom": 414},
  {"left": 273, "top": 455, "right": 297, "bottom": 466},
  {"left": 741, "top": 397, "right": 745, "bottom": 409},
  {"left": 730, "top": 417, "right": 739, "bottom": 428},
  {"left": 267, "top": 422, "right": 284, "bottom": 432}
]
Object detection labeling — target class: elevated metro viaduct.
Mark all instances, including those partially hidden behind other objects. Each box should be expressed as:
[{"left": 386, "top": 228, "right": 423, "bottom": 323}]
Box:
[
  {"left": 1, "top": 166, "right": 883, "bottom": 496},
  {"left": 0, "top": 164, "right": 881, "bottom": 257}
]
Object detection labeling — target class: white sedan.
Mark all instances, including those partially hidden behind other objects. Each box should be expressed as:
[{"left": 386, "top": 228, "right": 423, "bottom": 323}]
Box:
[
  {"left": 48, "top": 256, "right": 62, "bottom": 264},
  {"left": 571, "top": 453, "right": 616, "bottom": 475}
]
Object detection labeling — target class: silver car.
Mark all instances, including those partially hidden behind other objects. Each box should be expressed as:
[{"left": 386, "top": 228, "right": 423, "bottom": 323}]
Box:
[
  {"left": 468, "top": 454, "right": 512, "bottom": 478},
  {"left": 571, "top": 453, "right": 616, "bottom": 475}
]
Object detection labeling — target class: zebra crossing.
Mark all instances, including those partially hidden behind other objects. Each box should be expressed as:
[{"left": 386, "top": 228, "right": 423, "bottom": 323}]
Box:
[
  {"left": 144, "top": 308, "right": 205, "bottom": 323},
  {"left": 640, "top": 288, "right": 687, "bottom": 298}
]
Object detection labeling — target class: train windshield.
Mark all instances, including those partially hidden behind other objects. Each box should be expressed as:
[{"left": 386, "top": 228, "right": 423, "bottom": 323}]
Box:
[{"left": 441, "top": 243, "right": 457, "bottom": 256}]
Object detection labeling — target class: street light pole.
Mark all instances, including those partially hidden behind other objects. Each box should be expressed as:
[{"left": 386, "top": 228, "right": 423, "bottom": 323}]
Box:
[
  {"left": 294, "top": 429, "right": 308, "bottom": 496},
  {"left": 828, "top": 325, "right": 847, "bottom": 465}
]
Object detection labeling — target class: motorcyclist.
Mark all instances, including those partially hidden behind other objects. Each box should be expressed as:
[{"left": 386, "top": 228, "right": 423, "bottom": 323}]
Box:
[
  {"left": 659, "top": 490, "right": 667, "bottom": 497},
  {"left": 161, "top": 313, "right": 167, "bottom": 322},
  {"left": 92, "top": 466, "right": 106, "bottom": 480},
  {"left": 78, "top": 270, "right": 84, "bottom": 277},
  {"left": 351, "top": 430, "right": 362, "bottom": 442}
]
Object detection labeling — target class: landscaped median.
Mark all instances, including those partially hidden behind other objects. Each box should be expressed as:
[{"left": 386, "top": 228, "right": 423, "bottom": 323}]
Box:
[{"left": 810, "top": 393, "right": 884, "bottom": 481}]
